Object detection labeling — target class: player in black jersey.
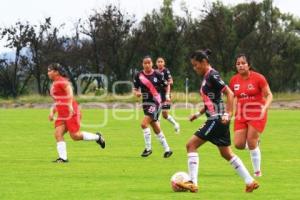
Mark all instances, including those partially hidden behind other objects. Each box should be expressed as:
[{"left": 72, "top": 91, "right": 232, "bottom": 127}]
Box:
[
  {"left": 133, "top": 56, "right": 173, "bottom": 158},
  {"left": 156, "top": 57, "right": 180, "bottom": 133},
  {"left": 176, "top": 49, "right": 259, "bottom": 193}
]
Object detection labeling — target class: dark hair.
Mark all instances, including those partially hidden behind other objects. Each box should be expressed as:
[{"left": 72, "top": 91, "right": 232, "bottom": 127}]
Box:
[
  {"left": 156, "top": 56, "right": 165, "bottom": 61},
  {"left": 190, "top": 49, "right": 212, "bottom": 62},
  {"left": 235, "top": 53, "right": 254, "bottom": 71},
  {"left": 48, "top": 63, "right": 67, "bottom": 77},
  {"left": 142, "top": 55, "right": 152, "bottom": 62},
  {"left": 235, "top": 53, "right": 251, "bottom": 66}
]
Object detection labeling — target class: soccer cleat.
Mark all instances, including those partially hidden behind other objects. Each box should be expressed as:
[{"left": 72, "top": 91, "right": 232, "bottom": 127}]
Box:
[
  {"left": 176, "top": 181, "right": 198, "bottom": 193},
  {"left": 53, "top": 158, "right": 68, "bottom": 163},
  {"left": 141, "top": 149, "right": 152, "bottom": 157},
  {"left": 254, "top": 171, "right": 262, "bottom": 177},
  {"left": 164, "top": 150, "right": 173, "bottom": 158},
  {"left": 96, "top": 132, "right": 105, "bottom": 149},
  {"left": 174, "top": 123, "right": 180, "bottom": 133},
  {"left": 245, "top": 180, "right": 259, "bottom": 192}
]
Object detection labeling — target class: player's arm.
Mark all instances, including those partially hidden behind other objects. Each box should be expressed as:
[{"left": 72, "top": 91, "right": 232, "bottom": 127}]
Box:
[
  {"left": 65, "top": 83, "right": 74, "bottom": 114},
  {"left": 222, "top": 86, "right": 234, "bottom": 124},
  {"left": 133, "top": 88, "right": 142, "bottom": 97},
  {"left": 49, "top": 105, "right": 57, "bottom": 121},
  {"left": 168, "top": 77, "right": 173, "bottom": 85},
  {"left": 164, "top": 77, "right": 173, "bottom": 101},
  {"left": 156, "top": 71, "right": 170, "bottom": 100},
  {"left": 133, "top": 73, "right": 142, "bottom": 97},
  {"left": 165, "top": 70, "right": 173, "bottom": 101},
  {"left": 261, "top": 85, "right": 273, "bottom": 114},
  {"left": 189, "top": 107, "right": 205, "bottom": 122},
  {"left": 165, "top": 84, "right": 171, "bottom": 101},
  {"left": 160, "top": 73, "right": 170, "bottom": 101}
]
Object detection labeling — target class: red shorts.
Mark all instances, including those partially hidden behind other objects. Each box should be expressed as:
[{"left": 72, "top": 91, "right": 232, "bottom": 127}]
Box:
[
  {"left": 54, "top": 104, "right": 81, "bottom": 133},
  {"left": 234, "top": 109, "right": 267, "bottom": 133}
]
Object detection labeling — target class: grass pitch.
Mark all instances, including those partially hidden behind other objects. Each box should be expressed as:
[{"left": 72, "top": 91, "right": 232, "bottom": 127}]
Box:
[{"left": 0, "top": 108, "right": 299, "bottom": 200}]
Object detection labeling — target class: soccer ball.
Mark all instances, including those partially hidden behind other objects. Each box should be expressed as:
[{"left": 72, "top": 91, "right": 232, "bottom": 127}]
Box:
[{"left": 170, "top": 171, "right": 190, "bottom": 192}]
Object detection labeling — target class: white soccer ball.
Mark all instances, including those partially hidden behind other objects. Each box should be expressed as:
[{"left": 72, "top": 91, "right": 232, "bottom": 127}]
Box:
[{"left": 170, "top": 171, "right": 190, "bottom": 192}]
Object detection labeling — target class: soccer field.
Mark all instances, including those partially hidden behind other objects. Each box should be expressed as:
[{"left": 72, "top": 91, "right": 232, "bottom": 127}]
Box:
[{"left": 0, "top": 108, "right": 299, "bottom": 200}]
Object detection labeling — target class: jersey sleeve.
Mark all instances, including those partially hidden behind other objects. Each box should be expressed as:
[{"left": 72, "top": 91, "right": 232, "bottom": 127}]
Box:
[
  {"left": 257, "top": 73, "right": 268, "bottom": 89},
  {"left": 157, "top": 71, "right": 168, "bottom": 87},
  {"left": 229, "top": 77, "right": 235, "bottom": 91},
  {"left": 165, "top": 69, "right": 172, "bottom": 81},
  {"left": 53, "top": 78, "right": 68, "bottom": 91},
  {"left": 133, "top": 73, "right": 141, "bottom": 89},
  {"left": 209, "top": 72, "right": 226, "bottom": 92}
]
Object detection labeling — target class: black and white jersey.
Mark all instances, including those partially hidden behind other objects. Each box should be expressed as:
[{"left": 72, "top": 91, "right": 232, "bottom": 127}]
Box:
[
  {"left": 157, "top": 68, "right": 172, "bottom": 101},
  {"left": 134, "top": 70, "right": 168, "bottom": 104},
  {"left": 200, "top": 67, "right": 227, "bottom": 118}
]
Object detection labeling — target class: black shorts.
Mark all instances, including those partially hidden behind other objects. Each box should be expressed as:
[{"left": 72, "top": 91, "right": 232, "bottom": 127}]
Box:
[
  {"left": 194, "top": 119, "right": 231, "bottom": 146},
  {"left": 142, "top": 102, "right": 161, "bottom": 121},
  {"left": 161, "top": 101, "right": 171, "bottom": 110}
]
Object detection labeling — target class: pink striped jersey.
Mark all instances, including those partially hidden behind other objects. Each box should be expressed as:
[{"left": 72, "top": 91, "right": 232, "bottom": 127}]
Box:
[
  {"left": 200, "top": 67, "right": 227, "bottom": 118},
  {"left": 134, "top": 70, "right": 168, "bottom": 104}
]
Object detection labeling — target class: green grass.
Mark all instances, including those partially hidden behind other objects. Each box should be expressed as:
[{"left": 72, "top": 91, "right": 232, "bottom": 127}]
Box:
[{"left": 0, "top": 109, "right": 299, "bottom": 200}]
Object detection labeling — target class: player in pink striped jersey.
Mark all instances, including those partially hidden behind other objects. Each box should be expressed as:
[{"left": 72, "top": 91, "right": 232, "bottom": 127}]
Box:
[{"left": 133, "top": 56, "right": 173, "bottom": 158}]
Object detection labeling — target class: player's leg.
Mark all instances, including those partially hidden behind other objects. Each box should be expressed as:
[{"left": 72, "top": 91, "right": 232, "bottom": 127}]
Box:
[
  {"left": 218, "top": 146, "right": 259, "bottom": 192},
  {"left": 247, "top": 124, "right": 261, "bottom": 177},
  {"left": 162, "top": 109, "right": 168, "bottom": 119},
  {"left": 162, "top": 107, "right": 180, "bottom": 133},
  {"left": 54, "top": 124, "right": 68, "bottom": 162},
  {"left": 150, "top": 120, "right": 172, "bottom": 158},
  {"left": 234, "top": 128, "right": 248, "bottom": 149},
  {"left": 176, "top": 135, "right": 204, "bottom": 192},
  {"left": 186, "top": 135, "right": 206, "bottom": 187},
  {"left": 140, "top": 115, "right": 153, "bottom": 156},
  {"left": 67, "top": 114, "right": 105, "bottom": 148},
  {"left": 69, "top": 130, "right": 105, "bottom": 148}
]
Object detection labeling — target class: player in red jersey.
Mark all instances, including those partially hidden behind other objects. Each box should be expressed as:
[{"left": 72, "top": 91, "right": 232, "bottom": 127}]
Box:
[
  {"left": 229, "top": 54, "right": 273, "bottom": 177},
  {"left": 48, "top": 63, "right": 105, "bottom": 163},
  {"left": 155, "top": 57, "right": 180, "bottom": 133},
  {"left": 133, "top": 56, "right": 173, "bottom": 158},
  {"left": 176, "top": 50, "right": 258, "bottom": 193}
]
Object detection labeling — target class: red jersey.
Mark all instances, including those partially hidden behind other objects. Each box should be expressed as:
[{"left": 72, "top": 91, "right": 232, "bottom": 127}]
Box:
[
  {"left": 229, "top": 71, "right": 269, "bottom": 132},
  {"left": 229, "top": 71, "right": 268, "bottom": 106},
  {"left": 50, "top": 76, "right": 78, "bottom": 118}
]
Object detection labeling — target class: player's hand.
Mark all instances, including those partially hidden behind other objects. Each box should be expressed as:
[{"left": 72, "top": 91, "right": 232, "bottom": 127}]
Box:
[
  {"left": 261, "top": 105, "right": 267, "bottom": 116},
  {"left": 135, "top": 91, "right": 142, "bottom": 98},
  {"left": 221, "top": 113, "right": 231, "bottom": 124},
  {"left": 189, "top": 112, "right": 200, "bottom": 122},
  {"left": 189, "top": 114, "right": 197, "bottom": 122},
  {"left": 48, "top": 113, "right": 54, "bottom": 121},
  {"left": 68, "top": 105, "right": 74, "bottom": 115}
]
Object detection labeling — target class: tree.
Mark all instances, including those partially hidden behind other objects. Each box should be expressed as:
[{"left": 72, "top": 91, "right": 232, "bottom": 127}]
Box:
[
  {"left": 0, "top": 21, "right": 33, "bottom": 97},
  {"left": 80, "top": 5, "right": 136, "bottom": 93}
]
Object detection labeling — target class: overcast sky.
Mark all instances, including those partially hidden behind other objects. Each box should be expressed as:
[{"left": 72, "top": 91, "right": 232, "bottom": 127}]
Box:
[{"left": 1, "top": 0, "right": 299, "bottom": 52}]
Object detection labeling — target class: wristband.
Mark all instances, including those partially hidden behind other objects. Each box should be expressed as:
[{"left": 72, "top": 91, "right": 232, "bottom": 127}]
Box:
[{"left": 195, "top": 112, "right": 201, "bottom": 117}]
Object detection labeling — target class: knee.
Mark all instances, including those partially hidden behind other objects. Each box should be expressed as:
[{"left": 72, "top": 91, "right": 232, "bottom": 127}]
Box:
[
  {"left": 220, "top": 152, "right": 231, "bottom": 161},
  {"left": 141, "top": 123, "right": 148, "bottom": 129},
  {"left": 186, "top": 142, "right": 196, "bottom": 152},
  {"left": 70, "top": 133, "right": 82, "bottom": 141},
  {"left": 247, "top": 141, "right": 257, "bottom": 150},
  {"left": 234, "top": 142, "right": 246, "bottom": 150},
  {"left": 55, "top": 133, "right": 64, "bottom": 142},
  {"left": 162, "top": 113, "right": 168, "bottom": 119},
  {"left": 220, "top": 150, "right": 234, "bottom": 161}
]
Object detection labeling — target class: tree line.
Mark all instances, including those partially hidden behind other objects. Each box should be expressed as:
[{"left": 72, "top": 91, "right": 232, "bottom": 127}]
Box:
[{"left": 0, "top": 0, "right": 299, "bottom": 98}]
